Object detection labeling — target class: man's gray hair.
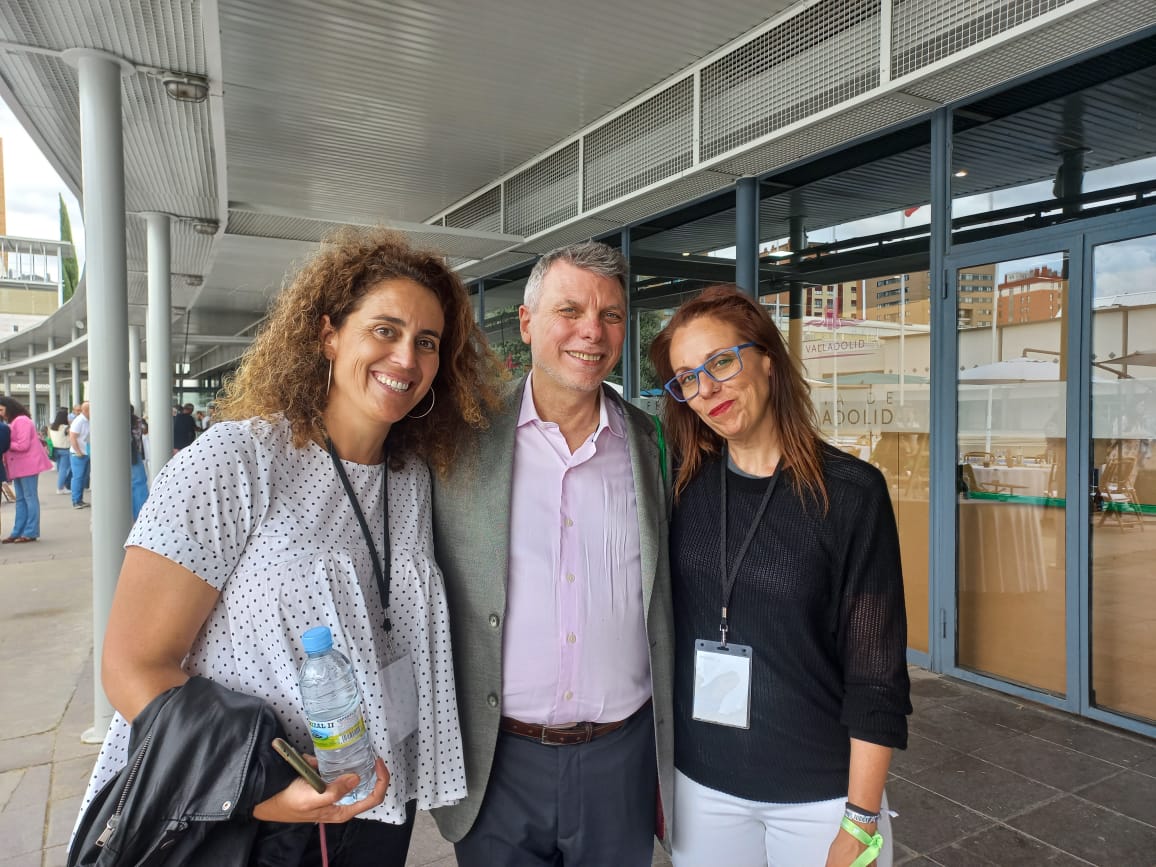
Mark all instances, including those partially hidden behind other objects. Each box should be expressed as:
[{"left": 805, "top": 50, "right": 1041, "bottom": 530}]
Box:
[{"left": 523, "top": 241, "right": 628, "bottom": 310}]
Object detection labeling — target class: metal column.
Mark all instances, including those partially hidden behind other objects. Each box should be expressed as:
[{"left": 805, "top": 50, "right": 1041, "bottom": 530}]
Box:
[
  {"left": 128, "top": 324, "right": 142, "bottom": 415},
  {"left": 145, "top": 213, "right": 173, "bottom": 477},
  {"left": 27, "top": 345, "right": 37, "bottom": 427},
  {"left": 788, "top": 216, "right": 806, "bottom": 361},
  {"left": 621, "top": 228, "right": 637, "bottom": 399},
  {"left": 735, "top": 177, "right": 759, "bottom": 297},
  {"left": 74, "top": 49, "right": 133, "bottom": 741},
  {"left": 475, "top": 279, "right": 485, "bottom": 325}
]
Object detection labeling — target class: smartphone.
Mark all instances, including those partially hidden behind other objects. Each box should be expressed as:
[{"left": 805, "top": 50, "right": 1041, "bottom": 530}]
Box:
[{"left": 271, "top": 737, "right": 327, "bottom": 794}]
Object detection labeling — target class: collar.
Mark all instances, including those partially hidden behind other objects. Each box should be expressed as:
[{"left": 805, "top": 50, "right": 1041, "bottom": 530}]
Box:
[{"left": 516, "top": 372, "right": 626, "bottom": 440}]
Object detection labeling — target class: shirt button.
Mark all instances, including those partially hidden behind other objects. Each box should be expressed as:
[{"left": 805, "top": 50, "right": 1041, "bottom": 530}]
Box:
[
  {"left": 564, "top": 690, "right": 573, "bottom": 700},
  {"left": 564, "top": 518, "right": 574, "bottom": 527},
  {"left": 567, "top": 633, "right": 576, "bottom": 644},
  {"left": 566, "top": 573, "right": 575, "bottom": 584},
  {"left": 488, "top": 613, "right": 500, "bottom": 628},
  {"left": 487, "top": 693, "right": 498, "bottom": 708}
]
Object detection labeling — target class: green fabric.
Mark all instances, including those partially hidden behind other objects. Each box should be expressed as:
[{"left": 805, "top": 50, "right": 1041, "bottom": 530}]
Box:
[{"left": 841, "top": 816, "right": 884, "bottom": 865}]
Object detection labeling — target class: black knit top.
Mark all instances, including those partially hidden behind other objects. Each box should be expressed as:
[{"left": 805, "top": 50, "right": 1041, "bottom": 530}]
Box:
[{"left": 672, "top": 444, "right": 911, "bottom": 803}]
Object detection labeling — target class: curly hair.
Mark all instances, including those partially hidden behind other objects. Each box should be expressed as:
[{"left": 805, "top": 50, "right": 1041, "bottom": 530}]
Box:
[
  {"left": 648, "top": 284, "right": 827, "bottom": 509},
  {"left": 215, "top": 227, "right": 504, "bottom": 476}
]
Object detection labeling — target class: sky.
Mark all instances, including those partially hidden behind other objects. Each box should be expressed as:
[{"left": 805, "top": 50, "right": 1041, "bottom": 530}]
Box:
[{"left": 1, "top": 97, "right": 85, "bottom": 265}]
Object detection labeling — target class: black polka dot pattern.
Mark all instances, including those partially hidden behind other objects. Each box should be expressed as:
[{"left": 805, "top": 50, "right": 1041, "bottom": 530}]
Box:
[{"left": 78, "top": 417, "right": 466, "bottom": 823}]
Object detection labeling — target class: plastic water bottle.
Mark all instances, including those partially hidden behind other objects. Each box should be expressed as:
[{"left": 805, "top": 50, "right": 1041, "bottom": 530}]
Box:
[{"left": 298, "top": 626, "right": 377, "bottom": 804}]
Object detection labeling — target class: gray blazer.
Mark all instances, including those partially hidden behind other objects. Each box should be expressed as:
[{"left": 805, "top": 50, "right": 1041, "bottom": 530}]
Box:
[{"left": 430, "top": 378, "right": 675, "bottom": 850}]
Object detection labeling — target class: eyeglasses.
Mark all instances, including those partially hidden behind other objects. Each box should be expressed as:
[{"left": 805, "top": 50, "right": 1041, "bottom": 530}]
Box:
[{"left": 664, "top": 342, "right": 761, "bottom": 402}]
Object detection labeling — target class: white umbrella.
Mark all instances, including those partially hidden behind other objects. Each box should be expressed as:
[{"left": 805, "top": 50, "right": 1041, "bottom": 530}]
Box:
[{"left": 960, "top": 357, "right": 1116, "bottom": 384}]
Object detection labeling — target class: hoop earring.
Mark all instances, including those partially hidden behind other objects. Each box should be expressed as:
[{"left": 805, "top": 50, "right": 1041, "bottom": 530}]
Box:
[
  {"left": 326, "top": 360, "right": 332, "bottom": 397},
  {"left": 408, "top": 386, "right": 436, "bottom": 419}
]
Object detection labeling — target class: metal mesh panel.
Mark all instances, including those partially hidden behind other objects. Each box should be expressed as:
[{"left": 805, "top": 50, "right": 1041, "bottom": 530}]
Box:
[
  {"left": 593, "top": 170, "right": 738, "bottom": 227},
  {"left": 901, "top": 0, "right": 1154, "bottom": 103},
  {"left": 583, "top": 77, "right": 694, "bottom": 211},
  {"left": 891, "top": 0, "right": 1078, "bottom": 78},
  {"left": 503, "top": 143, "right": 580, "bottom": 237},
  {"left": 445, "top": 186, "right": 502, "bottom": 233},
  {"left": 708, "top": 95, "right": 925, "bottom": 178},
  {"left": 701, "top": 0, "right": 881, "bottom": 162}
]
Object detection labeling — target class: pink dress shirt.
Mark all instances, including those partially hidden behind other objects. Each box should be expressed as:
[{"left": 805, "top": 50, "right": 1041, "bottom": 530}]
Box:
[{"left": 502, "top": 377, "right": 652, "bottom": 725}]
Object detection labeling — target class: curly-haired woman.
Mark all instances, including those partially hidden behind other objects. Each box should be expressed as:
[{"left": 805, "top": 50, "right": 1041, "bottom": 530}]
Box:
[{"left": 79, "top": 228, "right": 504, "bottom": 866}]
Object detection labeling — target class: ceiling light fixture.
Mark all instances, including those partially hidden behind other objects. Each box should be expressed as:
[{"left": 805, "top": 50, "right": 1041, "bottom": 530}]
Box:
[
  {"left": 161, "top": 72, "right": 209, "bottom": 103},
  {"left": 191, "top": 220, "right": 219, "bottom": 236},
  {"left": 954, "top": 169, "right": 969, "bottom": 178}
]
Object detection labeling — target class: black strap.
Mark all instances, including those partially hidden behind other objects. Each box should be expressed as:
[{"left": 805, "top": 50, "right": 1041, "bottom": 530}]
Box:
[
  {"left": 718, "top": 446, "right": 780, "bottom": 647},
  {"left": 326, "top": 438, "right": 391, "bottom": 632}
]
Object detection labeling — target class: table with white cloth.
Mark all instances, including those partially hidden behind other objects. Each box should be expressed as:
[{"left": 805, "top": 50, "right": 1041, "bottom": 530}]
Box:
[
  {"left": 957, "top": 500, "right": 1050, "bottom": 593},
  {"left": 971, "top": 465, "right": 1053, "bottom": 497}
]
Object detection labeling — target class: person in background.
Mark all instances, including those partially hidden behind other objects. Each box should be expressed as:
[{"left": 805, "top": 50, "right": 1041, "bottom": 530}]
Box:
[
  {"left": 649, "top": 285, "right": 911, "bottom": 867},
  {"left": 0, "top": 396, "right": 54, "bottom": 543},
  {"left": 130, "top": 405, "right": 149, "bottom": 520},
  {"left": 0, "top": 416, "right": 9, "bottom": 536},
  {"left": 69, "top": 401, "right": 91, "bottom": 509},
  {"left": 172, "top": 402, "right": 198, "bottom": 452},
  {"left": 48, "top": 407, "right": 73, "bottom": 494}
]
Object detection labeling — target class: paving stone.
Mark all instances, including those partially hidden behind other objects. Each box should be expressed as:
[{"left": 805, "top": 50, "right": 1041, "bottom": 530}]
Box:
[
  {"left": 949, "top": 692, "right": 1059, "bottom": 734},
  {"left": 1130, "top": 753, "right": 1156, "bottom": 779},
  {"left": 45, "top": 794, "right": 82, "bottom": 849},
  {"left": 1030, "top": 720, "right": 1156, "bottom": 769},
  {"left": 885, "top": 777, "right": 992, "bottom": 854},
  {"left": 890, "top": 732, "right": 966, "bottom": 779},
  {"left": 49, "top": 754, "right": 99, "bottom": 802},
  {"left": 910, "top": 704, "right": 1019, "bottom": 754},
  {"left": 0, "top": 804, "right": 46, "bottom": 857},
  {"left": 909, "top": 672, "right": 975, "bottom": 702},
  {"left": 0, "top": 852, "right": 42, "bottom": 867},
  {"left": 0, "top": 732, "right": 54, "bottom": 774},
  {"left": 909, "top": 754, "right": 1058, "bottom": 821},
  {"left": 973, "top": 732, "right": 1119, "bottom": 791},
  {"left": 1075, "top": 769, "right": 1156, "bottom": 827},
  {"left": 928, "top": 824, "right": 1086, "bottom": 865},
  {"left": 10, "top": 763, "right": 50, "bottom": 811},
  {"left": 404, "top": 810, "right": 455, "bottom": 866},
  {"left": 1009, "top": 795, "right": 1156, "bottom": 865},
  {"left": 43, "top": 844, "right": 69, "bottom": 867},
  {"left": 0, "top": 769, "right": 21, "bottom": 812}
]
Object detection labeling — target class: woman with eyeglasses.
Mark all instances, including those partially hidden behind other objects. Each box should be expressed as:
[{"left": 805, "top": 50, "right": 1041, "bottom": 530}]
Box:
[{"left": 649, "top": 285, "right": 911, "bottom": 867}]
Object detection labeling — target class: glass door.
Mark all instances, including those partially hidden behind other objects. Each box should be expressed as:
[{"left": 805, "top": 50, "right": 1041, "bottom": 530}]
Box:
[
  {"left": 1088, "top": 232, "right": 1156, "bottom": 725},
  {"left": 954, "top": 251, "right": 1070, "bottom": 696}
]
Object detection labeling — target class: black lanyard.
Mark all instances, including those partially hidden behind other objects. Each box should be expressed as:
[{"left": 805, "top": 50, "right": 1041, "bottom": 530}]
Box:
[
  {"left": 326, "top": 438, "right": 392, "bottom": 633},
  {"left": 718, "top": 447, "right": 781, "bottom": 647}
]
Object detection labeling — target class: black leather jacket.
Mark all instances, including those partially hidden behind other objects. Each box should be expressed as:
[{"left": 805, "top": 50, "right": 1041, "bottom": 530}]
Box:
[{"left": 69, "top": 676, "right": 305, "bottom": 867}]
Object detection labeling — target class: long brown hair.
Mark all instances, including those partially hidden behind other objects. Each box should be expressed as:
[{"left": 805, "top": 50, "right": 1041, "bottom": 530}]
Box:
[
  {"left": 215, "top": 227, "right": 504, "bottom": 476},
  {"left": 648, "top": 284, "right": 827, "bottom": 508}
]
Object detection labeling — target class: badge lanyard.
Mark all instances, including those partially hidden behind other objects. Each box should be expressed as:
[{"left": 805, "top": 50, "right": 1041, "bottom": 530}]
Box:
[
  {"left": 326, "top": 438, "right": 392, "bottom": 633},
  {"left": 717, "top": 446, "right": 781, "bottom": 647}
]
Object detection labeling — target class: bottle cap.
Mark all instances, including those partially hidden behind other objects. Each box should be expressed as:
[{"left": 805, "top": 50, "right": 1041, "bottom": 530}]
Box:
[{"left": 302, "top": 625, "right": 334, "bottom": 654}]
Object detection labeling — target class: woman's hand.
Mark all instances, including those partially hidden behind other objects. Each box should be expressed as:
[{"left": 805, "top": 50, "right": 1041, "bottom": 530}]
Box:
[
  {"left": 825, "top": 821, "right": 874, "bottom": 867},
  {"left": 252, "top": 754, "right": 390, "bottom": 824}
]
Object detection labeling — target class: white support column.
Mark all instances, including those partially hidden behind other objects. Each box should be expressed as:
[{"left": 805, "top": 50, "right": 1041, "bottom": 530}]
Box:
[
  {"left": 47, "top": 338, "right": 58, "bottom": 421},
  {"left": 128, "top": 324, "right": 143, "bottom": 415},
  {"left": 3, "top": 373, "right": 10, "bottom": 394},
  {"left": 145, "top": 213, "right": 172, "bottom": 478},
  {"left": 27, "top": 345, "right": 38, "bottom": 428},
  {"left": 71, "top": 325, "right": 82, "bottom": 407},
  {"left": 70, "top": 48, "right": 133, "bottom": 742}
]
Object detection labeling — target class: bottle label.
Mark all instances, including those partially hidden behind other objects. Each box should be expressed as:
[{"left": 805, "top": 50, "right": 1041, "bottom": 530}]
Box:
[{"left": 308, "top": 710, "right": 367, "bottom": 752}]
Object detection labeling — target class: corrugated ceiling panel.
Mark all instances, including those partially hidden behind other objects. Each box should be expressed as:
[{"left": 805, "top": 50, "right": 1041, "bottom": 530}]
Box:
[
  {"left": 220, "top": 0, "right": 792, "bottom": 222},
  {"left": 446, "top": 187, "right": 502, "bottom": 234},
  {"left": 509, "top": 217, "right": 624, "bottom": 255},
  {"left": 456, "top": 251, "right": 536, "bottom": 280}
]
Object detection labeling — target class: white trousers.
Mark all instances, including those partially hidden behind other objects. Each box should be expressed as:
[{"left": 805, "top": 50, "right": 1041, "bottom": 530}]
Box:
[{"left": 672, "top": 770, "right": 894, "bottom": 867}]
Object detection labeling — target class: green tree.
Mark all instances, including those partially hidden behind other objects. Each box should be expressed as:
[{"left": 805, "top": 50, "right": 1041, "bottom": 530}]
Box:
[{"left": 59, "top": 195, "right": 79, "bottom": 302}]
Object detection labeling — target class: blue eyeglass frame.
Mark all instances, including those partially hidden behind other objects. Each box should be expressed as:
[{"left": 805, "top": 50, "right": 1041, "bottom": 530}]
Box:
[{"left": 664, "top": 342, "right": 760, "bottom": 402}]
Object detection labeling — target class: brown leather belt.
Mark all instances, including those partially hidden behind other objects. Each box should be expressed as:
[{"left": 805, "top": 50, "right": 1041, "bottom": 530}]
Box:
[{"left": 499, "top": 700, "right": 650, "bottom": 746}]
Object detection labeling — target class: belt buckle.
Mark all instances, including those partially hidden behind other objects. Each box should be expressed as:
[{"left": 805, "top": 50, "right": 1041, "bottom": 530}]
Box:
[{"left": 539, "top": 722, "right": 593, "bottom": 746}]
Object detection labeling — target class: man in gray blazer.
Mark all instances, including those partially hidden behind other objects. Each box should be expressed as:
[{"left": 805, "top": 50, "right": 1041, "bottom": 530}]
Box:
[{"left": 431, "top": 241, "right": 674, "bottom": 865}]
